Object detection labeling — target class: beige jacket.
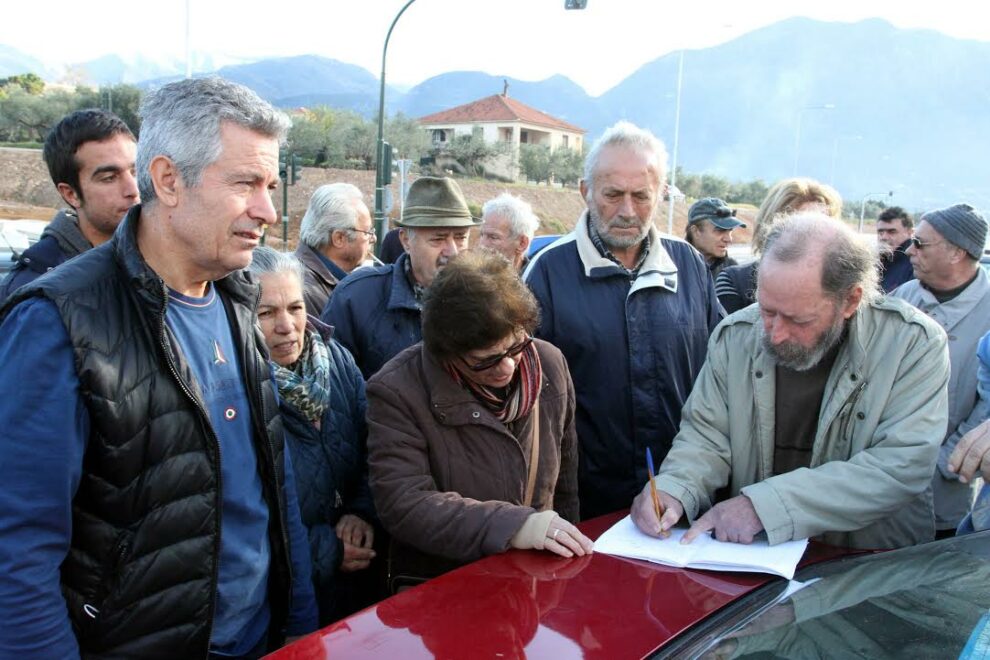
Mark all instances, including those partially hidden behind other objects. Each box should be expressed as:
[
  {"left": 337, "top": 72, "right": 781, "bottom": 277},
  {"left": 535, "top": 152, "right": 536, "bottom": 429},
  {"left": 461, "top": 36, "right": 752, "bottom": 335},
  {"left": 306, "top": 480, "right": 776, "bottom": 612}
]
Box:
[{"left": 656, "top": 296, "right": 949, "bottom": 549}]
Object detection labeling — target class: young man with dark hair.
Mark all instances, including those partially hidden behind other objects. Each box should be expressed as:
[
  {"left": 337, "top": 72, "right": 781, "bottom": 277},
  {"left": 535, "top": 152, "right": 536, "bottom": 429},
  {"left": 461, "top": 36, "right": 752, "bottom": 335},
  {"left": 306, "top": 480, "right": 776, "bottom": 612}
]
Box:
[
  {"left": 876, "top": 205, "right": 915, "bottom": 292},
  {"left": 0, "top": 109, "right": 138, "bottom": 303}
]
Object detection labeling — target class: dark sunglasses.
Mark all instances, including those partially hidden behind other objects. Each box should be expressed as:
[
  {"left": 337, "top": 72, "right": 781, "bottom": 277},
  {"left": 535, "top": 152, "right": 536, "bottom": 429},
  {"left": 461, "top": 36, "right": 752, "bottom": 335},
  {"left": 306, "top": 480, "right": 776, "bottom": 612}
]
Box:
[
  {"left": 910, "top": 237, "right": 943, "bottom": 250},
  {"left": 463, "top": 336, "right": 533, "bottom": 372}
]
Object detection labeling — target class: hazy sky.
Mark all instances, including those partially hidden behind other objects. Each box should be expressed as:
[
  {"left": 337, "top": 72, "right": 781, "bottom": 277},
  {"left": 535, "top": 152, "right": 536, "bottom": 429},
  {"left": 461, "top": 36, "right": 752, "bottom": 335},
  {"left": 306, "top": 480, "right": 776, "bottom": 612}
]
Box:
[{"left": 4, "top": 0, "right": 988, "bottom": 95}]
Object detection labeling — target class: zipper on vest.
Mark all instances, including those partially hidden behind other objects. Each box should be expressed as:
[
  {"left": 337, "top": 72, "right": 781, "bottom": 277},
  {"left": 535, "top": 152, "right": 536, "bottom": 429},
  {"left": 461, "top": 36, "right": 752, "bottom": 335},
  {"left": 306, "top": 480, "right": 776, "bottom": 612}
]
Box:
[
  {"left": 157, "top": 292, "right": 224, "bottom": 654},
  {"left": 81, "top": 533, "right": 132, "bottom": 622}
]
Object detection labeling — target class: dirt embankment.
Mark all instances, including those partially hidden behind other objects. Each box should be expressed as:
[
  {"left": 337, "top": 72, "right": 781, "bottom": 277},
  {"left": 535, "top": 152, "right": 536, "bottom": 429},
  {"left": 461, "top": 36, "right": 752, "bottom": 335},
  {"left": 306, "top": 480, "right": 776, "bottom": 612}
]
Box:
[{"left": 0, "top": 147, "right": 755, "bottom": 249}]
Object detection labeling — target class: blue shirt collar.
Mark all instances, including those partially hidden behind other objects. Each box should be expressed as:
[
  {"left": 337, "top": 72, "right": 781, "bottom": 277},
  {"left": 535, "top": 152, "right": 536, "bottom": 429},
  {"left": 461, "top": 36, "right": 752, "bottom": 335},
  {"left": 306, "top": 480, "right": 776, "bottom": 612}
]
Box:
[{"left": 314, "top": 250, "right": 349, "bottom": 281}]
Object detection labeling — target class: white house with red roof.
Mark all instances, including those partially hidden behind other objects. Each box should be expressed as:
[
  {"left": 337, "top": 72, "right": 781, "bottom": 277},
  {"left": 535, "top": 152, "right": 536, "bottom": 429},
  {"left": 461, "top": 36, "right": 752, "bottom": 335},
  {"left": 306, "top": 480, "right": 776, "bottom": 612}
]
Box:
[{"left": 417, "top": 87, "right": 586, "bottom": 181}]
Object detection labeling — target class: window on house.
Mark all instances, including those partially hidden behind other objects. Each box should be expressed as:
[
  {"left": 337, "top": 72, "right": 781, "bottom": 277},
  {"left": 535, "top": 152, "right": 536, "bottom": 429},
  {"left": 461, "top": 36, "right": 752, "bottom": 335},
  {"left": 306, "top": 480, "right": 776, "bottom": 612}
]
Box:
[
  {"left": 562, "top": 135, "right": 569, "bottom": 148},
  {"left": 521, "top": 130, "right": 529, "bottom": 144},
  {"left": 432, "top": 129, "right": 447, "bottom": 145}
]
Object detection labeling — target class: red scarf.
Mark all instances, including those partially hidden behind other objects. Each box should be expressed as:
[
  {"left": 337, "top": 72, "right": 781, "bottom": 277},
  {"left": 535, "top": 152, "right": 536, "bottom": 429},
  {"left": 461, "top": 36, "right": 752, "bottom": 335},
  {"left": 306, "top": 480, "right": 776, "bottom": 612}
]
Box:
[{"left": 444, "top": 341, "right": 543, "bottom": 423}]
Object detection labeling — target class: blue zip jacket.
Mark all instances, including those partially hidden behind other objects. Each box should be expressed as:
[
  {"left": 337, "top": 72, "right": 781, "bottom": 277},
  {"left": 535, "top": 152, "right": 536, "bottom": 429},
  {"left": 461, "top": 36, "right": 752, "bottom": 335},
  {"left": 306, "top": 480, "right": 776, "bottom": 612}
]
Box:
[
  {"left": 281, "top": 319, "right": 375, "bottom": 623},
  {"left": 524, "top": 213, "right": 723, "bottom": 519},
  {"left": 321, "top": 252, "right": 422, "bottom": 379},
  {"left": 880, "top": 239, "right": 915, "bottom": 293}
]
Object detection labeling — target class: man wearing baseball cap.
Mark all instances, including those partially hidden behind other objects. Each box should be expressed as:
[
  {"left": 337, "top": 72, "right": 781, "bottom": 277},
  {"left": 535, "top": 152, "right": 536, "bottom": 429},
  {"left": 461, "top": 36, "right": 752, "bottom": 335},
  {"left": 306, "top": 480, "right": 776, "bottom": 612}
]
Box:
[
  {"left": 322, "top": 176, "right": 478, "bottom": 378},
  {"left": 893, "top": 202, "right": 990, "bottom": 537},
  {"left": 685, "top": 197, "right": 746, "bottom": 279}
]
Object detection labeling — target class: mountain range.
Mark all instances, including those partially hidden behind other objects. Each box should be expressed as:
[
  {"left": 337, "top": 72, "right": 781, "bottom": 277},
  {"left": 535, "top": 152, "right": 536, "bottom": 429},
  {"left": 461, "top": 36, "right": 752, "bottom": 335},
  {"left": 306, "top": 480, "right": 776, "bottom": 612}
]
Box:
[{"left": 2, "top": 17, "right": 987, "bottom": 210}]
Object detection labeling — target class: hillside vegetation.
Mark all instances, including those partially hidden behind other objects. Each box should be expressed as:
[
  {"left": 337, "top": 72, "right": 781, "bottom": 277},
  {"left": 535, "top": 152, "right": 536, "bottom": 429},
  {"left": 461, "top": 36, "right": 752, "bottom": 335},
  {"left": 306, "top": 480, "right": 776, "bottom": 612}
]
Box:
[{"left": 0, "top": 147, "right": 758, "bottom": 249}]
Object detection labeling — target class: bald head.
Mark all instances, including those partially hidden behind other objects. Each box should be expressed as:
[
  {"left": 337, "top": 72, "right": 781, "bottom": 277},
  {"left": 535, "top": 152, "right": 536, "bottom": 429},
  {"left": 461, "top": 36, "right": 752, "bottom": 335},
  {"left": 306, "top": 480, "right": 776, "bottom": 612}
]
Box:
[{"left": 761, "top": 211, "right": 879, "bottom": 308}]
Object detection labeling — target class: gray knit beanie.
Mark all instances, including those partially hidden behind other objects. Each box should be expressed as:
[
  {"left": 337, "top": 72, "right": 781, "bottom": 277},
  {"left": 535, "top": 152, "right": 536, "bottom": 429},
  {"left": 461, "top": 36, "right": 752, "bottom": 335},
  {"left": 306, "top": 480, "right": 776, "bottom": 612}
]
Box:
[{"left": 921, "top": 203, "right": 988, "bottom": 260}]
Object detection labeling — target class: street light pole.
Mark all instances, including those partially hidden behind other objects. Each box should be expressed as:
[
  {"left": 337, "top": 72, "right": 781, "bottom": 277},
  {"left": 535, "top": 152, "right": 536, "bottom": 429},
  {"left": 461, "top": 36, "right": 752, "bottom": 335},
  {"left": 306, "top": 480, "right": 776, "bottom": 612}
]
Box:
[
  {"left": 185, "top": 0, "right": 192, "bottom": 79},
  {"left": 373, "top": 1, "right": 588, "bottom": 254},
  {"left": 374, "top": 0, "right": 419, "bottom": 254},
  {"left": 666, "top": 49, "right": 684, "bottom": 235},
  {"left": 792, "top": 103, "right": 835, "bottom": 177},
  {"left": 859, "top": 190, "right": 893, "bottom": 233}
]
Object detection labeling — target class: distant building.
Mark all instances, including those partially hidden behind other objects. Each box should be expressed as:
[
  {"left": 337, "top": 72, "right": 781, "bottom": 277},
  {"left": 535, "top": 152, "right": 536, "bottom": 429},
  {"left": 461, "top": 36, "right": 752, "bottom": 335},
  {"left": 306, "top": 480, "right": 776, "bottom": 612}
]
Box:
[{"left": 417, "top": 86, "right": 585, "bottom": 181}]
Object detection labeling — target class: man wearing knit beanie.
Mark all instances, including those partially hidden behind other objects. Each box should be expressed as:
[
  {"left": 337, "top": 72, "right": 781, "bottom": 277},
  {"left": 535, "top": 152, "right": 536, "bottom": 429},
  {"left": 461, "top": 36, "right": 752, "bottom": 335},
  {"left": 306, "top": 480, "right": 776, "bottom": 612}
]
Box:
[{"left": 893, "top": 202, "right": 990, "bottom": 537}]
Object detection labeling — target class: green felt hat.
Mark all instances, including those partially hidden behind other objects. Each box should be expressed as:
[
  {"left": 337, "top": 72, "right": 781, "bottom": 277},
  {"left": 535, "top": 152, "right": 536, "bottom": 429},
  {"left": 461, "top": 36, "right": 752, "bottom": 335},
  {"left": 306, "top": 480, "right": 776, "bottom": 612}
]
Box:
[{"left": 399, "top": 177, "right": 479, "bottom": 228}]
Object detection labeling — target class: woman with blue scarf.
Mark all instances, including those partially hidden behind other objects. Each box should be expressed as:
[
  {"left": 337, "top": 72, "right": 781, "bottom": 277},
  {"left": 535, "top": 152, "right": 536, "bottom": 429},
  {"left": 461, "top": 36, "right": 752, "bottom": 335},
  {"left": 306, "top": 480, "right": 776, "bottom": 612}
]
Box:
[{"left": 250, "top": 246, "right": 376, "bottom": 625}]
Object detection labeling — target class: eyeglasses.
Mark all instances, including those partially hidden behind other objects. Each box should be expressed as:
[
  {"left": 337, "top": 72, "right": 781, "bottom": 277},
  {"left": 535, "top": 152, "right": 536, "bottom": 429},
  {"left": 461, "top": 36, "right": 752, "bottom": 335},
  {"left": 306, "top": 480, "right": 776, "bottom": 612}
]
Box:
[
  {"left": 910, "top": 237, "right": 943, "bottom": 250},
  {"left": 349, "top": 227, "right": 376, "bottom": 238},
  {"left": 462, "top": 336, "right": 533, "bottom": 372}
]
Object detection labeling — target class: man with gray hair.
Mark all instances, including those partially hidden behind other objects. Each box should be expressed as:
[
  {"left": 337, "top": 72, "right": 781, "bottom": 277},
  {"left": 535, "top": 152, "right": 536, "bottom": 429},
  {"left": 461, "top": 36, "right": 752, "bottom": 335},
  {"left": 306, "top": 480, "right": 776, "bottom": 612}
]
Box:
[
  {"left": 524, "top": 121, "right": 723, "bottom": 519},
  {"left": 0, "top": 77, "right": 318, "bottom": 657},
  {"left": 478, "top": 192, "right": 539, "bottom": 271},
  {"left": 295, "top": 183, "right": 375, "bottom": 316},
  {"left": 630, "top": 212, "right": 950, "bottom": 549},
  {"left": 892, "top": 203, "right": 990, "bottom": 537}
]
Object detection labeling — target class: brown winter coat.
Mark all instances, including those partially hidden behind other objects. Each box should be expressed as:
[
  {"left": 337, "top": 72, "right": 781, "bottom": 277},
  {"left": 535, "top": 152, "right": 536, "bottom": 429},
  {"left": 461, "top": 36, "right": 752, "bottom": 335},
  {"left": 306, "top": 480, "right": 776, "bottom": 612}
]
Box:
[{"left": 367, "top": 339, "right": 580, "bottom": 582}]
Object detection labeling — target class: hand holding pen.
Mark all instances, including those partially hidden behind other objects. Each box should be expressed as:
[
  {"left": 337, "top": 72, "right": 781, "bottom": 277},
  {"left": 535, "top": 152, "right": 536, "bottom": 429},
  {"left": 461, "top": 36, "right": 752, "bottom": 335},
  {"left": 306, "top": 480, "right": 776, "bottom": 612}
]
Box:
[{"left": 632, "top": 447, "right": 681, "bottom": 538}]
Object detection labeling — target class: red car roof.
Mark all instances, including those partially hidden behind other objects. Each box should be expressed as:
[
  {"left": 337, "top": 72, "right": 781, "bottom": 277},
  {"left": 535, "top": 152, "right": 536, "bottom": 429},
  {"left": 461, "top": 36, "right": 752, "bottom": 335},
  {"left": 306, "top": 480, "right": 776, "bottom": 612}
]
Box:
[{"left": 266, "top": 512, "right": 847, "bottom": 659}]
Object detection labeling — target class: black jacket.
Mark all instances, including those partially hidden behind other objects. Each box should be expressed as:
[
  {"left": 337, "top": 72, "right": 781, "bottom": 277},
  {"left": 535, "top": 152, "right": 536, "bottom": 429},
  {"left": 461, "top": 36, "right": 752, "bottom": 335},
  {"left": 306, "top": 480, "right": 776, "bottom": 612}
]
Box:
[
  {"left": 0, "top": 206, "right": 293, "bottom": 658},
  {"left": 0, "top": 210, "right": 92, "bottom": 305},
  {"left": 715, "top": 261, "right": 758, "bottom": 315}
]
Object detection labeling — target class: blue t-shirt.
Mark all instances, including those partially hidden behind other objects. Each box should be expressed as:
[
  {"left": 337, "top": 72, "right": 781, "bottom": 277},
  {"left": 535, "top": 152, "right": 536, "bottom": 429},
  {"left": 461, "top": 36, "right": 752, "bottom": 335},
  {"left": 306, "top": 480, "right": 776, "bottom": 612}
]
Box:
[{"left": 165, "top": 285, "right": 271, "bottom": 655}]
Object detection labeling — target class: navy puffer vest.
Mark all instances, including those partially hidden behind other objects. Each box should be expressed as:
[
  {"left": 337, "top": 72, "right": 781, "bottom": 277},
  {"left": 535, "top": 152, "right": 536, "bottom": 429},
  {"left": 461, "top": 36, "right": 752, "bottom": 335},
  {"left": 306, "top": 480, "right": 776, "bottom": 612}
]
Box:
[{"left": 0, "top": 206, "right": 292, "bottom": 658}]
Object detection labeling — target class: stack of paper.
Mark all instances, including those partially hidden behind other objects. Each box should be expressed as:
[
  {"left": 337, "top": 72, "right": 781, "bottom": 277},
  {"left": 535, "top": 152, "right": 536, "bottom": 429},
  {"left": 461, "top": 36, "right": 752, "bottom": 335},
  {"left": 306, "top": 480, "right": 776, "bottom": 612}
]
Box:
[{"left": 595, "top": 515, "right": 808, "bottom": 579}]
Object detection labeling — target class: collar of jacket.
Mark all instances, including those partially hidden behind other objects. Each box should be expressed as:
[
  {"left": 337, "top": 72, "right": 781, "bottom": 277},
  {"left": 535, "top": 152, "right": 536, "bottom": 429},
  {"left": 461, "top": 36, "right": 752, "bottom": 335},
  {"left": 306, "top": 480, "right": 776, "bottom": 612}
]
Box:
[
  {"left": 41, "top": 208, "right": 92, "bottom": 258},
  {"left": 111, "top": 204, "right": 260, "bottom": 312},
  {"left": 386, "top": 252, "right": 422, "bottom": 312},
  {"left": 881, "top": 240, "right": 912, "bottom": 263},
  {"left": 420, "top": 343, "right": 551, "bottom": 432},
  {"left": 306, "top": 312, "right": 335, "bottom": 343},
  {"left": 573, "top": 210, "right": 680, "bottom": 294},
  {"left": 913, "top": 269, "right": 990, "bottom": 330},
  {"left": 295, "top": 242, "right": 340, "bottom": 287}
]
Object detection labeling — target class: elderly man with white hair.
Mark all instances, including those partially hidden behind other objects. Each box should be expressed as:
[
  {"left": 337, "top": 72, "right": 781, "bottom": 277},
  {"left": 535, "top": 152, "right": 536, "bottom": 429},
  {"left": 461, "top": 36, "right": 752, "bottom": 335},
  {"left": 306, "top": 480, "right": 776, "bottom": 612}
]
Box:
[
  {"left": 478, "top": 193, "right": 540, "bottom": 272},
  {"left": 296, "top": 183, "right": 375, "bottom": 316},
  {"left": 524, "top": 121, "right": 723, "bottom": 520}
]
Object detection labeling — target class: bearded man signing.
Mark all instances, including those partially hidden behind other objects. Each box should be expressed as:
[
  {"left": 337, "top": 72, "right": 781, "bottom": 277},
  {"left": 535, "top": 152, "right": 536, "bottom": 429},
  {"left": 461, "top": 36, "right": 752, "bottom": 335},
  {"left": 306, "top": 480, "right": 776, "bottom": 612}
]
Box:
[{"left": 631, "top": 211, "right": 950, "bottom": 550}]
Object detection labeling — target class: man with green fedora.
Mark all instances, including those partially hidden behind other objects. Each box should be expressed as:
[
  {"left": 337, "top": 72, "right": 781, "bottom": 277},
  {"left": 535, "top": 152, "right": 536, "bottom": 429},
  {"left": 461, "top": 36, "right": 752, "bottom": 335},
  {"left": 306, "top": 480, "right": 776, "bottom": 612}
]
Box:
[{"left": 322, "top": 176, "right": 479, "bottom": 378}]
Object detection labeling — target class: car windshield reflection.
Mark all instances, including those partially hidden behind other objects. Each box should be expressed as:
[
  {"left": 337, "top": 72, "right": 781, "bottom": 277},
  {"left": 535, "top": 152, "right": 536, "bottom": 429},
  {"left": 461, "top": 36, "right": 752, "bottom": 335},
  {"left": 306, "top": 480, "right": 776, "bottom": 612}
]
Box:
[{"left": 669, "top": 530, "right": 990, "bottom": 659}]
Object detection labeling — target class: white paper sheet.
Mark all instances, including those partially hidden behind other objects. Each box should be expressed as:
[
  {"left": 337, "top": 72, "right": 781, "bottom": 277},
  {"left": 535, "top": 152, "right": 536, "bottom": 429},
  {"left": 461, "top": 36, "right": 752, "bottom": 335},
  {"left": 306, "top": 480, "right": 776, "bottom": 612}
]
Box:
[{"left": 595, "top": 515, "right": 809, "bottom": 579}]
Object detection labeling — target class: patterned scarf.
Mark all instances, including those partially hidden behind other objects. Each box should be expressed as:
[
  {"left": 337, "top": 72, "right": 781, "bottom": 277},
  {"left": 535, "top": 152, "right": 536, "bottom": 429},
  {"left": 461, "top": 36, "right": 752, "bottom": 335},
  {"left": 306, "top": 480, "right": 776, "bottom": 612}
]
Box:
[
  {"left": 272, "top": 325, "right": 331, "bottom": 425},
  {"left": 444, "top": 340, "right": 543, "bottom": 423}
]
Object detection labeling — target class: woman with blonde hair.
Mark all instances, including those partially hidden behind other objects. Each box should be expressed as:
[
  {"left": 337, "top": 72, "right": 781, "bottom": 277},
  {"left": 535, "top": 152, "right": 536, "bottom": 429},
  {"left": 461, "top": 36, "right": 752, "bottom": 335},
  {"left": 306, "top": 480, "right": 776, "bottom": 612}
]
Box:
[{"left": 715, "top": 177, "right": 842, "bottom": 314}]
